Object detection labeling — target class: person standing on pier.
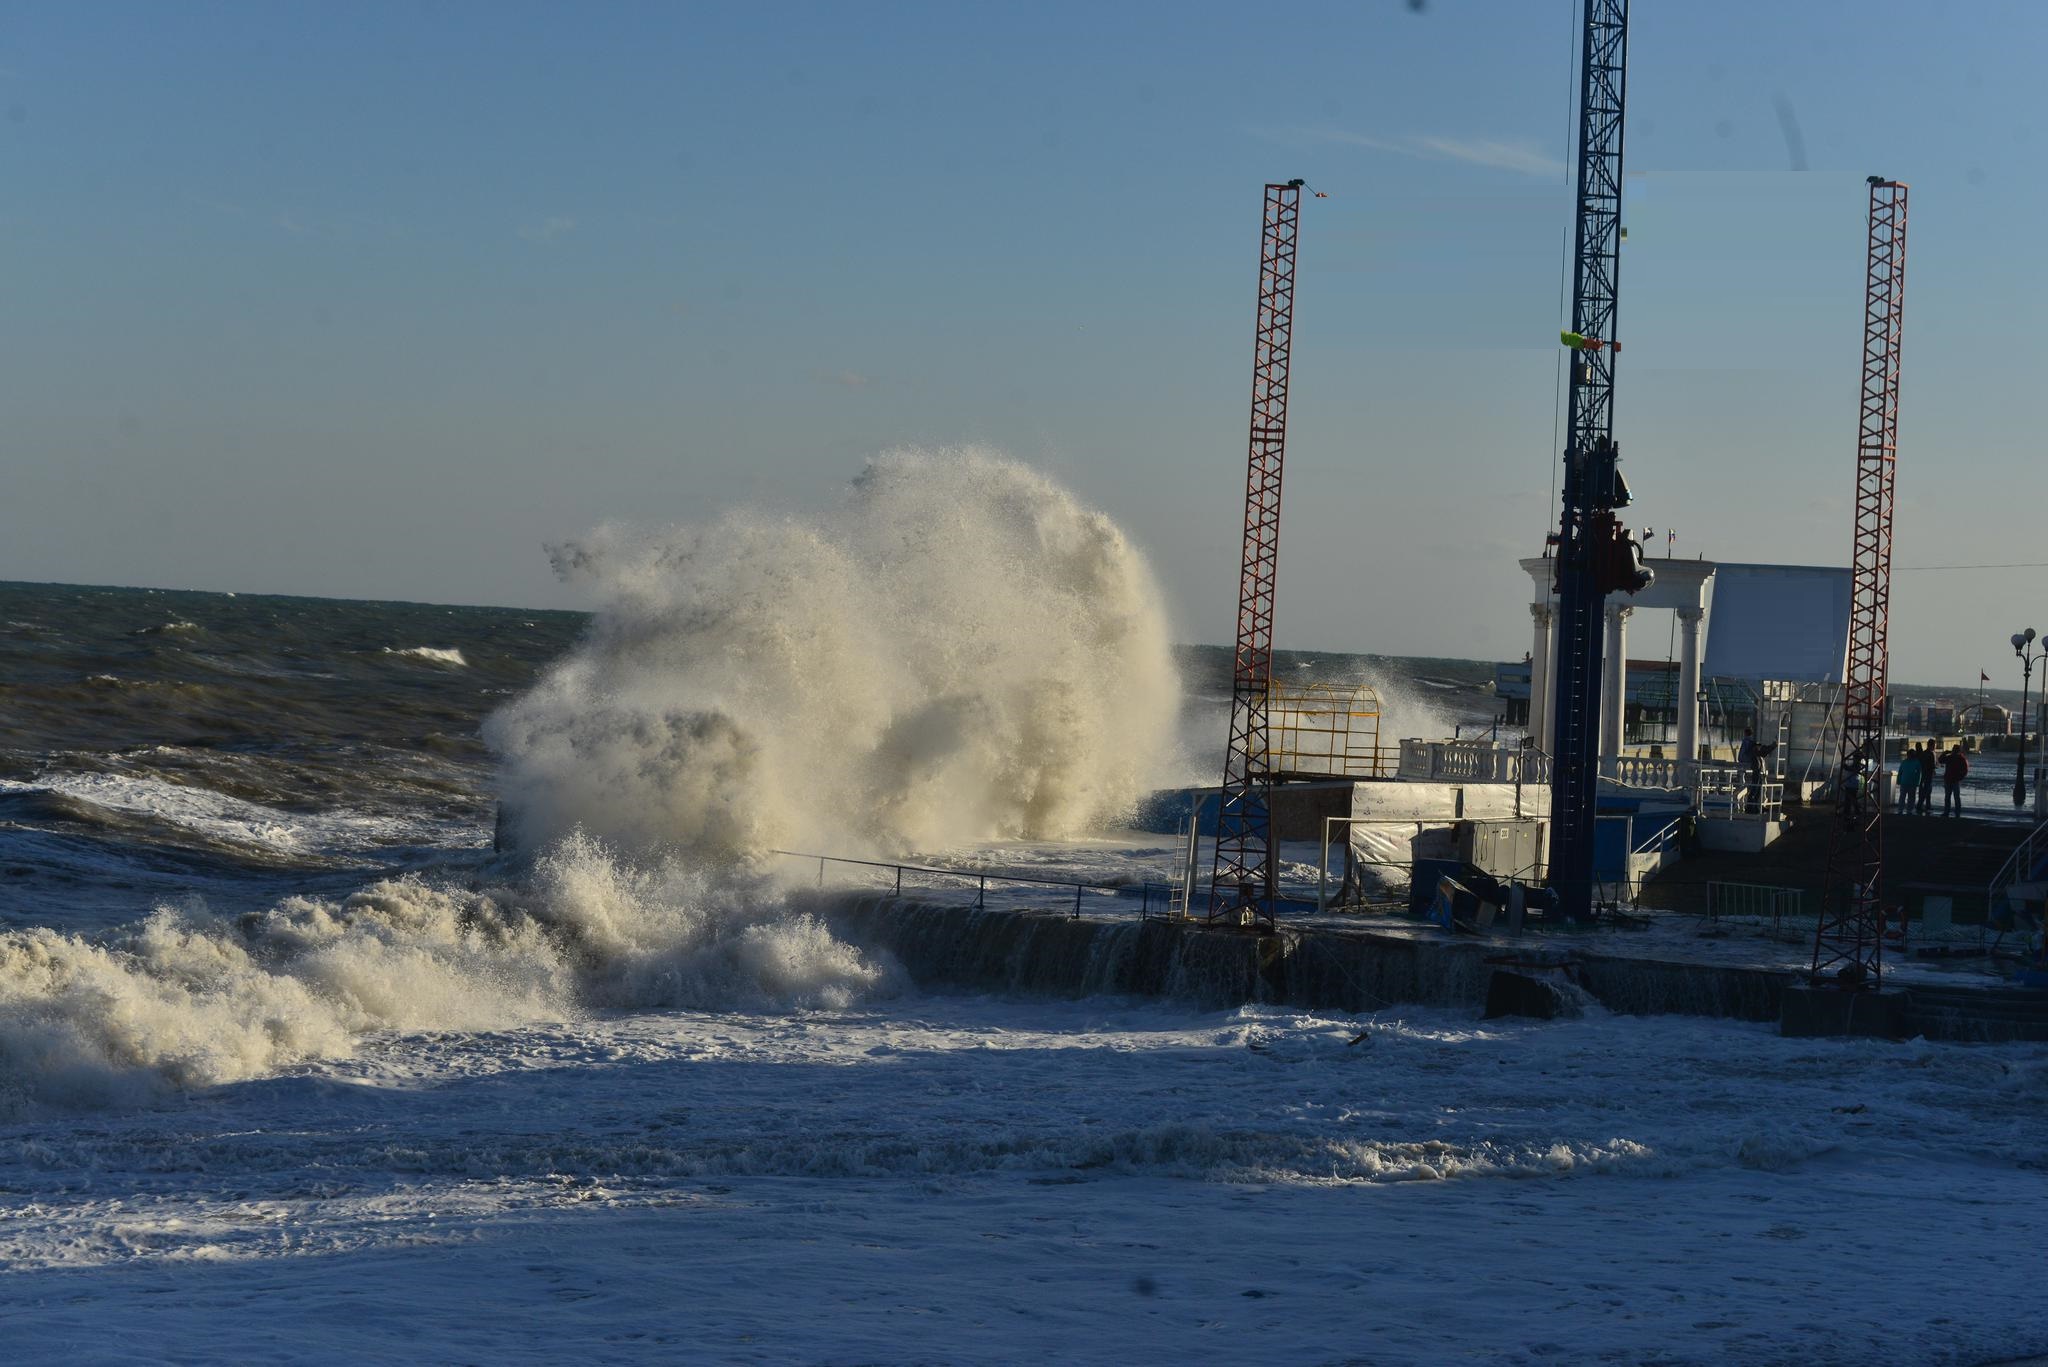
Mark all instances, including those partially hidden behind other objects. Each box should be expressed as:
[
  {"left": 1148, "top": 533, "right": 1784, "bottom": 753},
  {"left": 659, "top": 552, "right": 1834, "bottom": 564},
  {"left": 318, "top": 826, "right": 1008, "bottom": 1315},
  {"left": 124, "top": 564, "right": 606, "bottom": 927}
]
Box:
[
  {"left": 1840, "top": 751, "right": 1868, "bottom": 823},
  {"left": 1896, "top": 747, "right": 1922, "bottom": 813},
  {"left": 1941, "top": 745, "right": 1970, "bottom": 817},
  {"left": 1916, "top": 742, "right": 1936, "bottom": 814},
  {"left": 1738, "top": 728, "right": 1775, "bottom": 815}
]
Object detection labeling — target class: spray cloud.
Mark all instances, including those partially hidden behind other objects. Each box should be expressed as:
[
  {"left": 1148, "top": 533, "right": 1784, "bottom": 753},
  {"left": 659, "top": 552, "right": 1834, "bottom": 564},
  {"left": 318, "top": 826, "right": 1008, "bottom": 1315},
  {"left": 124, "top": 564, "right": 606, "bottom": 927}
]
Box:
[{"left": 487, "top": 447, "right": 1182, "bottom": 862}]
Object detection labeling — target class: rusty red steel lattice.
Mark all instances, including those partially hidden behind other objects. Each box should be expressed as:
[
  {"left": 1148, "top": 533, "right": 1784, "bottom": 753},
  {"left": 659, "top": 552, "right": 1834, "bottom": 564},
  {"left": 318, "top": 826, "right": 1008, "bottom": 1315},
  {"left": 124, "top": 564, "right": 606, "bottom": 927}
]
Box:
[
  {"left": 1209, "top": 181, "right": 1302, "bottom": 926},
  {"left": 1812, "top": 178, "right": 1908, "bottom": 988}
]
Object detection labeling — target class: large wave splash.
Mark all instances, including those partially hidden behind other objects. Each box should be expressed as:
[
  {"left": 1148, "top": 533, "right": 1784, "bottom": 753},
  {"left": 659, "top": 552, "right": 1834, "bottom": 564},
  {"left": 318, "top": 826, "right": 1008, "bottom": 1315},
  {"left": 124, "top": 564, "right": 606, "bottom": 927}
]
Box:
[
  {"left": 0, "top": 834, "right": 893, "bottom": 1117},
  {"left": 0, "top": 452, "right": 1175, "bottom": 1114},
  {"left": 485, "top": 448, "right": 1181, "bottom": 862}
]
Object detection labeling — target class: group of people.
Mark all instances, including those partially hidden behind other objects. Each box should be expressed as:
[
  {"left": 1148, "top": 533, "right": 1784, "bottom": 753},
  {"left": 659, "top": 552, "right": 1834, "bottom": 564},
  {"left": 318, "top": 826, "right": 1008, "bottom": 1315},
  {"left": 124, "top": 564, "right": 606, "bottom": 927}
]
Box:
[
  {"left": 1740, "top": 727, "right": 1974, "bottom": 819},
  {"left": 1893, "top": 741, "right": 1970, "bottom": 817}
]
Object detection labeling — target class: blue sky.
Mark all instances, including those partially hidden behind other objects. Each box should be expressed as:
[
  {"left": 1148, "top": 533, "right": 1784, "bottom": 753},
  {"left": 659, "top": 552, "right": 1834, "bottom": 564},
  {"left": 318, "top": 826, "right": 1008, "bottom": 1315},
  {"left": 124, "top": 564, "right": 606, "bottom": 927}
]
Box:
[{"left": 2, "top": 1, "right": 2044, "bottom": 686}]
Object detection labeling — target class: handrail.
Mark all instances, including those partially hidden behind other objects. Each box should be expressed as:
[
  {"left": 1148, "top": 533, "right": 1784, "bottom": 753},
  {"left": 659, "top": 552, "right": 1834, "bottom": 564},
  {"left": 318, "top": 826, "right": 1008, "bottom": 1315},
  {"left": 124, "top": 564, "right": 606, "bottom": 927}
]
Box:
[
  {"left": 1631, "top": 820, "right": 1676, "bottom": 858},
  {"left": 768, "top": 848, "right": 1169, "bottom": 918},
  {"left": 1705, "top": 880, "right": 1803, "bottom": 927},
  {"left": 1985, "top": 815, "right": 2048, "bottom": 919},
  {"left": 1695, "top": 766, "right": 1782, "bottom": 822}
]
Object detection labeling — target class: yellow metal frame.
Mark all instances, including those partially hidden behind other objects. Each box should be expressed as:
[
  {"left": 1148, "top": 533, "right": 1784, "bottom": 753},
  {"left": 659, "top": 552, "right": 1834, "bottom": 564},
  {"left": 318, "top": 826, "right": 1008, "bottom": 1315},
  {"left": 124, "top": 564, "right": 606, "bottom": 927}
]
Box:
[{"left": 1265, "top": 680, "right": 1387, "bottom": 779}]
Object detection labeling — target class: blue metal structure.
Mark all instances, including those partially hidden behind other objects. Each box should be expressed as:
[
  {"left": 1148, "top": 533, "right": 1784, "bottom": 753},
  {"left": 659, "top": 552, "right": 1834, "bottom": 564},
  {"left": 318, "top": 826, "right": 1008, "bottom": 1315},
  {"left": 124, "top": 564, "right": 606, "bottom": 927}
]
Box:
[{"left": 1546, "top": 0, "right": 1636, "bottom": 921}]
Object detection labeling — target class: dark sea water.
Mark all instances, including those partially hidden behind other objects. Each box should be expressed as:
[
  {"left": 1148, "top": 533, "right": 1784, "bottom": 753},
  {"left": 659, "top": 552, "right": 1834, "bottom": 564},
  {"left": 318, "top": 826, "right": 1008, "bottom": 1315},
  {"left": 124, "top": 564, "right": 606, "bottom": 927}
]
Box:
[{"left": 0, "top": 582, "right": 584, "bottom": 929}]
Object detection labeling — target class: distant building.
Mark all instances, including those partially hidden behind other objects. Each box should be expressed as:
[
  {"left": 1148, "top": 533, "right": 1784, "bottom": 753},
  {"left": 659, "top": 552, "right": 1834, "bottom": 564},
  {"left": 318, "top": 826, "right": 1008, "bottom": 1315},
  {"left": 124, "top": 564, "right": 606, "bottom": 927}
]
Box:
[
  {"left": 1963, "top": 703, "right": 2012, "bottom": 735},
  {"left": 1494, "top": 659, "right": 1756, "bottom": 747},
  {"left": 1514, "top": 557, "right": 1852, "bottom": 777}
]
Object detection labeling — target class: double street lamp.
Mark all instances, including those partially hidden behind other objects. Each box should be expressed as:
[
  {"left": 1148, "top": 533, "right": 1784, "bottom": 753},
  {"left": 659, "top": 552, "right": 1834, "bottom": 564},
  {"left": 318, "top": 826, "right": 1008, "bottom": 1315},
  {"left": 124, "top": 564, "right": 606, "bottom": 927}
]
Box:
[{"left": 2014, "top": 627, "right": 2040, "bottom": 809}]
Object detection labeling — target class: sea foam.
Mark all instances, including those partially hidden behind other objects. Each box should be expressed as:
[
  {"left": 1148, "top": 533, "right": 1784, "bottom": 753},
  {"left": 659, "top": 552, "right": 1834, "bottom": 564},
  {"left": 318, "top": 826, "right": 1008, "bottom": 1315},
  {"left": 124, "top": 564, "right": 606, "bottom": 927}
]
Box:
[
  {"left": 0, "top": 452, "right": 1179, "bottom": 1113},
  {"left": 0, "top": 834, "right": 893, "bottom": 1116}
]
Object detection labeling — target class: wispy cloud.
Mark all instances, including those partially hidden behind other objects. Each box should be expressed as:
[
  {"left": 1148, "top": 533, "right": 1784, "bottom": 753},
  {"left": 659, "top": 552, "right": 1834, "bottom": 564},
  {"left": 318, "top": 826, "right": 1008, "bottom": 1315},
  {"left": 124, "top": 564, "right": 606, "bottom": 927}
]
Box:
[
  {"left": 183, "top": 191, "right": 402, "bottom": 241},
  {"left": 518, "top": 215, "right": 578, "bottom": 246},
  {"left": 1277, "top": 127, "right": 1564, "bottom": 179}
]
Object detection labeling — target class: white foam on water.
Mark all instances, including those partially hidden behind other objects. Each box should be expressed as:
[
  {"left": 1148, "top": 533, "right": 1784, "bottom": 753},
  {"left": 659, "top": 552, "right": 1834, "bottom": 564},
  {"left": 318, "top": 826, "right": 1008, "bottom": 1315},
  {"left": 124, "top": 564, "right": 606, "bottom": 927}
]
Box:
[
  {"left": 0, "top": 833, "right": 896, "bottom": 1116},
  {"left": 487, "top": 448, "right": 1181, "bottom": 862},
  {"left": 383, "top": 646, "right": 469, "bottom": 667},
  {"left": 0, "top": 773, "right": 467, "bottom": 856}
]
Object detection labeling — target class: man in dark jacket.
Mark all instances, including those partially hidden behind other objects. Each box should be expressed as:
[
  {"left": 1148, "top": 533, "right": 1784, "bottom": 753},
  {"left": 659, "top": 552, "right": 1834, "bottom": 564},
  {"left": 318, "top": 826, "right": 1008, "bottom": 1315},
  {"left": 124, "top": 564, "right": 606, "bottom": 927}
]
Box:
[
  {"left": 1942, "top": 746, "right": 1970, "bottom": 816},
  {"left": 1915, "top": 741, "right": 1936, "bottom": 815},
  {"left": 1737, "top": 728, "right": 1775, "bottom": 815}
]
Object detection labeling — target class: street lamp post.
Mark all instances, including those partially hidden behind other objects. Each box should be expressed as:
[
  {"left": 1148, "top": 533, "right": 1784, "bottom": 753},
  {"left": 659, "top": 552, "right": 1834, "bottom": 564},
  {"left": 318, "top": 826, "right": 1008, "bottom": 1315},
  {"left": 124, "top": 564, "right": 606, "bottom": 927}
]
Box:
[{"left": 2013, "top": 628, "right": 2039, "bottom": 809}]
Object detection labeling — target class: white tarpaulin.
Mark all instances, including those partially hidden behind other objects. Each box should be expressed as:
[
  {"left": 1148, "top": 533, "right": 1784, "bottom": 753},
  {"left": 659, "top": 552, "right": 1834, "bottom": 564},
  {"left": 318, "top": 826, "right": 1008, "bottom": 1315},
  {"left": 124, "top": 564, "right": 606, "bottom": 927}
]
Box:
[{"left": 1702, "top": 563, "right": 1851, "bottom": 683}]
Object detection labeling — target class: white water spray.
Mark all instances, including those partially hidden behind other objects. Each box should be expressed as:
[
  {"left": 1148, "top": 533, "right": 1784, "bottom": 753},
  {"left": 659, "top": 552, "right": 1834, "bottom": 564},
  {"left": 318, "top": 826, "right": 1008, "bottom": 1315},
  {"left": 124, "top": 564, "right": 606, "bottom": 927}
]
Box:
[
  {"left": 487, "top": 447, "right": 1182, "bottom": 862},
  {"left": 0, "top": 835, "right": 894, "bottom": 1116},
  {"left": 0, "top": 451, "right": 1181, "bottom": 1113}
]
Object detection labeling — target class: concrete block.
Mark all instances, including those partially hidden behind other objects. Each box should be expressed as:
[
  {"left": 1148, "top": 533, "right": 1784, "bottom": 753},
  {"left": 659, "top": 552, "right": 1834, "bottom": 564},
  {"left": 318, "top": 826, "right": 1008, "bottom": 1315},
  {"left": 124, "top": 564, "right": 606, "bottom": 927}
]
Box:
[
  {"left": 1779, "top": 984, "right": 1909, "bottom": 1038},
  {"left": 1698, "top": 817, "right": 1784, "bottom": 854}
]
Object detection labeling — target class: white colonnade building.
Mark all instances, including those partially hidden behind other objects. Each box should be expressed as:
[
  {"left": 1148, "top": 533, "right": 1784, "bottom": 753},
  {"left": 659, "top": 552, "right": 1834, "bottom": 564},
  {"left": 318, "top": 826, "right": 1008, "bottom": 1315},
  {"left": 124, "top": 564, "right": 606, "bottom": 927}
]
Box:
[{"left": 1521, "top": 556, "right": 1717, "bottom": 778}]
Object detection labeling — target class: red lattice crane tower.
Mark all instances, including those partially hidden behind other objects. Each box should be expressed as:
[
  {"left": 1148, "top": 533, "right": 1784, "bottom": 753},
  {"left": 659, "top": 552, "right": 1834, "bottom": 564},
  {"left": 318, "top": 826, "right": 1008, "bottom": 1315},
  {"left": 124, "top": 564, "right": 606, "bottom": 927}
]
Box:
[
  {"left": 1812, "top": 177, "right": 1909, "bottom": 989},
  {"left": 1209, "top": 179, "right": 1304, "bottom": 927}
]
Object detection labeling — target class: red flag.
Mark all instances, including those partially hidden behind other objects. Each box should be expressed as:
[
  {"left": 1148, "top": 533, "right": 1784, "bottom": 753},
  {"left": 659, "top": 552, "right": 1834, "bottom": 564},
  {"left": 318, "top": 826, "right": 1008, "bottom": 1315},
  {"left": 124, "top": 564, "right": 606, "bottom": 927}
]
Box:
[{"left": 1983, "top": 670, "right": 1992, "bottom": 683}]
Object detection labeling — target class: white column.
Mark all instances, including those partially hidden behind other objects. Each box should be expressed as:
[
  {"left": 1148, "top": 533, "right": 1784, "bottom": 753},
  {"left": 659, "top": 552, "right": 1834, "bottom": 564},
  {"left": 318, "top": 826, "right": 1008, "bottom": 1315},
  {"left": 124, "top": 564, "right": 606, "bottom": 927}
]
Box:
[
  {"left": 1676, "top": 605, "right": 1704, "bottom": 774},
  {"left": 1529, "top": 604, "right": 1553, "bottom": 751},
  {"left": 1600, "top": 604, "right": 1630, "bottom": 776}
]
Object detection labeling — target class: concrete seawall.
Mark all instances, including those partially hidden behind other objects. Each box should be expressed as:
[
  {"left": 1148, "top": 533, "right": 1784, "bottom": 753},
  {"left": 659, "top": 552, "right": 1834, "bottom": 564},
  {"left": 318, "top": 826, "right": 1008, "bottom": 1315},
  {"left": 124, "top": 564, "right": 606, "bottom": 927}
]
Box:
[
  {"left": 818, "top": 895, "right": 2048, "bottom": 1039},
  {"left": 816, "top": 894, "right": 1795, "bottom": 1024}
]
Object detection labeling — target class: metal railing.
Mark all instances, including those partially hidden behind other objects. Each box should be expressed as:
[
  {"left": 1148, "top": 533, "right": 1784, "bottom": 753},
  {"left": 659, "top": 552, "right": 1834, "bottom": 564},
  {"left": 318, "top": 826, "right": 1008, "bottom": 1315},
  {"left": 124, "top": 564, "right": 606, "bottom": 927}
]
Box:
[
  {"left": 1705, "top": 880, "right": 1803, "bottom": 926},
  {"left": 1268, "top": 745, "right": 1406, "bottom": 782},
  {"left": 1985, "top": 815, "right": 2048, "bottom": 925},
  {"left": 1695, "top": 767, "right": 1782, "bottom": 822},
  {"left": 769, "top": 849, "right": 1170, "bottom": 918}
]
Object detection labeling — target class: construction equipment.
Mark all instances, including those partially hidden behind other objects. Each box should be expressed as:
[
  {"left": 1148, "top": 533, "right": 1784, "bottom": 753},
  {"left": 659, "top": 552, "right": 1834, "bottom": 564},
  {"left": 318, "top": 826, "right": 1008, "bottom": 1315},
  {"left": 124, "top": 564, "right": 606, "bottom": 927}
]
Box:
[
  {"left": 1545, "top": 0, "right": 1648, "bottom": 922},
  {"left": 1210, "top": 180, "right": 1305, "bottom": 927},
  {"left": 1812, "top": 177, "right": 1909, "bottom": 989}
]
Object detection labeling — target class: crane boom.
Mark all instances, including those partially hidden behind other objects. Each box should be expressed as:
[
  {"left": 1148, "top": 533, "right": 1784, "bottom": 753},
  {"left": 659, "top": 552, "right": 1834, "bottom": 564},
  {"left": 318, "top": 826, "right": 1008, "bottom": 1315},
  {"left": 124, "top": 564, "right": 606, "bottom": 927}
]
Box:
[
  {"left": 1210, "top": 179, "right": 1304, "bottom": 927},
  {"left": 1812, "top": 178, "right": 1909, "bottom": 988}
]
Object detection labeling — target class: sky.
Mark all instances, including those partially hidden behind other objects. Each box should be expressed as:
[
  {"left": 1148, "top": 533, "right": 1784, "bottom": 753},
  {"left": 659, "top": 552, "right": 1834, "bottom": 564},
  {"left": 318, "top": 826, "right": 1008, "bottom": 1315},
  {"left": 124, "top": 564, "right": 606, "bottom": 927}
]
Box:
[{"left": 2, "top": 0, "right": 2044, "bottom": 687}]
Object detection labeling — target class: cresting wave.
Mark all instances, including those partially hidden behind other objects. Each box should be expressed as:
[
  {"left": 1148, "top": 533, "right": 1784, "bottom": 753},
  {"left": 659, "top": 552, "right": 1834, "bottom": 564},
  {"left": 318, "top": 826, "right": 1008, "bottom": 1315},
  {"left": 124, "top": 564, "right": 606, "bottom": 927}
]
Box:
[
  {"left": 384, "top": 646, "right": 469, "bottom": 667},
  {"left": 0, "top": 453, "right": 1181, "bottom": 1112},
  {"left": 0, "top": 834, "right": 894, "bottom": 1117},
  {"left": 487, "top": 447, "right": 1182, "bottom": 862}
]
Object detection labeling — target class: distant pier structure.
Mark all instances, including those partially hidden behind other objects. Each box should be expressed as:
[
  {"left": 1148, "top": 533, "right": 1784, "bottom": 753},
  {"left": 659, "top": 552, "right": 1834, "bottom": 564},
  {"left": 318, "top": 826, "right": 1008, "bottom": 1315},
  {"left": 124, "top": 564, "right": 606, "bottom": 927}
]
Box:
[{"left": 1516, "top": 556, "right": 1852, "bottom": 782}]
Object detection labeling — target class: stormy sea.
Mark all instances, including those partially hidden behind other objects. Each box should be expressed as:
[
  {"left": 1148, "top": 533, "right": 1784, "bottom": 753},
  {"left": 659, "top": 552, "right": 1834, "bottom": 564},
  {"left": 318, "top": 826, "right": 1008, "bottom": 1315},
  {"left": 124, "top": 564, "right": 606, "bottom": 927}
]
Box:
[{"left": 2, "top": 453, "right": 2045, "bottom": 1366}]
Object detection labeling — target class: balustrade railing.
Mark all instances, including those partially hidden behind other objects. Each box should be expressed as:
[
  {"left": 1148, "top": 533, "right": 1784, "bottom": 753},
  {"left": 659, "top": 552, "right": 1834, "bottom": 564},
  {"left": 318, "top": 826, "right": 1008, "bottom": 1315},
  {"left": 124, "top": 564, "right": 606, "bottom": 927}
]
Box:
[
  {"left": 1397, "top": 740, "right": 1549, "bottom": 784},
  {"left": 1611, "top": 755, "right": 1683, "bottom": 788}
]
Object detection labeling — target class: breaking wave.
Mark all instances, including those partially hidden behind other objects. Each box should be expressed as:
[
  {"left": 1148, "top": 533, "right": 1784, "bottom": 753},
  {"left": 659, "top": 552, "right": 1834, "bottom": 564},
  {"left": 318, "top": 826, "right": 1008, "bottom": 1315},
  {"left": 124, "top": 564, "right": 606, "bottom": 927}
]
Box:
[
  {"left": 0, "top": 452, "right": 1178, "bottom": 1115},
  {"left": 384, "top": 646, "right": 468, "bottom": 667},
  {"left": 0, "top": 834, "right": 896, "bottom": 1117},
  {"left": 487, "top": 448, "right": 1181, "bottom": 861}
]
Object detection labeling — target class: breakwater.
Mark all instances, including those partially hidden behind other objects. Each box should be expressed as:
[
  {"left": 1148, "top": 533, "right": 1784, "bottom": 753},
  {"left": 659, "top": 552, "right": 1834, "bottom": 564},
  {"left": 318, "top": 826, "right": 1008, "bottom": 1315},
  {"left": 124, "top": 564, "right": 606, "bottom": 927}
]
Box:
[{"left": 817, "top": 894, "right": 1796, "bottom": 1023}]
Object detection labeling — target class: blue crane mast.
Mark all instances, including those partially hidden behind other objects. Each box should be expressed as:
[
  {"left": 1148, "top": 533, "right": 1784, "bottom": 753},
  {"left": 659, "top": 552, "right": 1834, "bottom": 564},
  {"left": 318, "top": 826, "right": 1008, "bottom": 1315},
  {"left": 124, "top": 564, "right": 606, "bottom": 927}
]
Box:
[{"left": 1546, "top": 0, "right": 1649, "bottom": 921}]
